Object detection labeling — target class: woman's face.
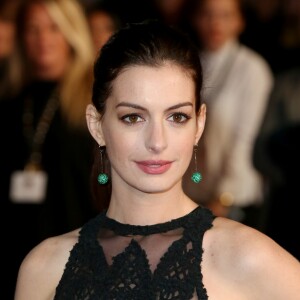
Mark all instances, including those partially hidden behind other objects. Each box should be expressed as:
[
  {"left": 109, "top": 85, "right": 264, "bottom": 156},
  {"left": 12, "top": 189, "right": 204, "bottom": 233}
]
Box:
[
  {"left": 193, "top": 0, "right": 244, "bottom": 51},
  {"left": 0, "top": 19, "right": 15, "bottom": 59},
  {"left": 23, "top": 3, "right": 71, "bottom": 80},
  {"left": 89, "top": 64, "right": 205, "bottom": 194}
]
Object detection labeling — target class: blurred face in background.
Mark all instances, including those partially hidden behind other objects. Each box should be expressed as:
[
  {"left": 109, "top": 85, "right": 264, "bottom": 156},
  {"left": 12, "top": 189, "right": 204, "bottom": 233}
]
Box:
[
  {"left": 0, "top": 19, "right": 15, "bottom": 59},
  {"left": 193, "top": 0, "right": 244, "bottom": 51},
  {"left": 88, "top": 11, "right": 116, "bottom": 54},
  {"left": 23, "top": 3, "right": 71, "bottom": 80},
  {"left": 154, "top": 0, "right": 187, "bottom": 22}
]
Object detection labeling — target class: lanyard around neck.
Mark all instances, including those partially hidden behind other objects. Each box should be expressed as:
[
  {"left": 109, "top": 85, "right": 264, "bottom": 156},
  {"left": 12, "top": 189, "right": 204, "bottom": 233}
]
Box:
[{"left": 23, "top": 90, "right": 59, "bottom": 170}]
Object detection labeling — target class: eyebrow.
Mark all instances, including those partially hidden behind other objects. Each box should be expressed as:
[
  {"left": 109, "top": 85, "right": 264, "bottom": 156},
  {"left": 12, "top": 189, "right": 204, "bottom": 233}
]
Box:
[{"left": 116, "top": 101, "right": 193, "bottom": 111}]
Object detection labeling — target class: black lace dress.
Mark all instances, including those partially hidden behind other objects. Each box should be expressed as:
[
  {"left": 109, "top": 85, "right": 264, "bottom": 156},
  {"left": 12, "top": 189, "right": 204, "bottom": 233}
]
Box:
[{"left": 54, "top": 206, "right": 215, "bottom": 300}]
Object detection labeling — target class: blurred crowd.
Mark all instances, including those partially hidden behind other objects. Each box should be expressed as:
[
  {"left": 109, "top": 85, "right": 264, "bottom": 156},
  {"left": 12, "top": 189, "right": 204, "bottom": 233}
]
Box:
[{"left": 1, "top": 0, "right": 299, "bottom": 298}]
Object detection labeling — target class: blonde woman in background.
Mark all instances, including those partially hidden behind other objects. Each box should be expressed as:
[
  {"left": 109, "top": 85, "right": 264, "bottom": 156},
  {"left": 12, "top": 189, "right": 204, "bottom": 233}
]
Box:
[
  {"left": 13, "top": 0, "right": 94, "bottom": 126},
  {"left": 0, "top": 0, "right": 97, "bottom": 298}
]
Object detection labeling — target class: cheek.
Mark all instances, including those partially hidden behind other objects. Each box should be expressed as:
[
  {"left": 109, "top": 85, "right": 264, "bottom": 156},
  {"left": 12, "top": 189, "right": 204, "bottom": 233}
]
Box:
[
  {"left": 198, "top": 20, "right": 210, "bottom": 36},
  {"left": 231, "top": 19, "right": 242, "bottom": 36},
  {"left": 171, "top": 131, "right": 195, "bottom": 159},
  {"left": 24, "top": 34, "right": 36, "bottom": 53},
  {"left": 181, "top": 141, "right": 194, "bottom": 160},
  {"left": 103, "top": 129, "right": 137, "bottom": 164},
  {"left": 56, "top": 36, "right": 71, "bottom": 56}
]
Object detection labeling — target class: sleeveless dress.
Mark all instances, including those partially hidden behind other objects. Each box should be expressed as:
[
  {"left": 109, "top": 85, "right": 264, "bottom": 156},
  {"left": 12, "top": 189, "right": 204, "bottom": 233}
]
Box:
[{"left": 54, "top": 206, "right": 215, "bottom": 300}]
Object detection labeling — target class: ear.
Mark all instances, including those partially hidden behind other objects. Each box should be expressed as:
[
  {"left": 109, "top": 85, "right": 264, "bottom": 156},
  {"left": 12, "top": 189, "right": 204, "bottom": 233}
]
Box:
[
  {"left": 195, "top": 104, "right": 206, "bottom": 145},
  {"left": 86, "top": 104, "right": 105, "bottom": 146},
  {"left": 236, "top": 11, "right": 245, "bottom": 36}
]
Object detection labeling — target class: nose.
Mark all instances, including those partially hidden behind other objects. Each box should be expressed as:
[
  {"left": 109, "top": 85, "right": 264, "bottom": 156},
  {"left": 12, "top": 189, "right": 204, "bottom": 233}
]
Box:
[
  {"left": 145, "top": 119, "right": 168, "bottom": 153},
  {"left": 38, "top": 29, "right": 50, "bottom": 44}
]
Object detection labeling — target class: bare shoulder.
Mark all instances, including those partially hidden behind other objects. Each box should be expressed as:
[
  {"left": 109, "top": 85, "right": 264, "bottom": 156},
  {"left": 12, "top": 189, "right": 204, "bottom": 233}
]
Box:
[
  {"left": 202, "top": 217, "right": 300, "bottom": 299},
  {"left": 14, "top": 229, "right": 80, "bottom": 300},
  {"left": 211, "top": 217, "right": 299, "bottom": 263}
]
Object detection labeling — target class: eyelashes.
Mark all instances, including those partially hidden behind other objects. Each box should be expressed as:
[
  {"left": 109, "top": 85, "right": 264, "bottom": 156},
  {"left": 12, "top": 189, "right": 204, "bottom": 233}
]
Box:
[
  {"left": 119, "top": 112, "right": 192, "bottom": 125},
  {"left": 120, "top": 114, "right": 144, "bottom": 124},
  {"left": 168, "top": 112, "right": 191, "bottom": 123}
]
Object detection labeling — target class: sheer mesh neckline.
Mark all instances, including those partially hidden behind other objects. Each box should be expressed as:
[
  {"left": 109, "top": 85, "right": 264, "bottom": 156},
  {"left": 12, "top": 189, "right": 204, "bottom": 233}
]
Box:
[{"left": 100, "top": 206, "right": 203, "bottom": 236}]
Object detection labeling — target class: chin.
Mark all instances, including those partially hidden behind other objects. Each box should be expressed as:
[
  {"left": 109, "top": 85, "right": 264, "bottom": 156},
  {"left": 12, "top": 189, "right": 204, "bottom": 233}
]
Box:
[{"left": 133, "top": 178, "right": 180, "bottom": 194}]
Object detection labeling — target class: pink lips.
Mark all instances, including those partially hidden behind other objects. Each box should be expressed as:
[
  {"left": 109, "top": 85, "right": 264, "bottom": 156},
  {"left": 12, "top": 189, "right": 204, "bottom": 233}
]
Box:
[{"left": 135, "top": 160, "right": 172, "bottom": 174}]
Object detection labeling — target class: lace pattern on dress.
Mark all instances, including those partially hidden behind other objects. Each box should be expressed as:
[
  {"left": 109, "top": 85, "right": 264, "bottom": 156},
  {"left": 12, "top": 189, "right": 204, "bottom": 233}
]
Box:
[{"left": 54, "top": 206, "right": 215, "bottom": 300}]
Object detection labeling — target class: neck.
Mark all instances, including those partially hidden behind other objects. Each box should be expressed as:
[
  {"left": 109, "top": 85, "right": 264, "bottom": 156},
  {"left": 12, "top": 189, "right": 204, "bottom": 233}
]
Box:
[
  {"left": 106, "top": 182, "right": 198, "bottom": 226},
  {"left": 203, "top": 39, "right": 237, "bottom": 55}
]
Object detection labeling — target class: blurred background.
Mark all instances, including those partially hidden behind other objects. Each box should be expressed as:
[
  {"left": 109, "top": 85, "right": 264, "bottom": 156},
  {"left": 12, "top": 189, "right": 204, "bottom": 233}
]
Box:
[{"left": 1, "top": 0, "right": 299, "bottom": 298}]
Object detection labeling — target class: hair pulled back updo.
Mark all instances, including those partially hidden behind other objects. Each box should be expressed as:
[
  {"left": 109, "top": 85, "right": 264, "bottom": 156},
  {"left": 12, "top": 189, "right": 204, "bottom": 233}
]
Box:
[{"left": 92, "top": 19, "right": 203, "bottom": 115}]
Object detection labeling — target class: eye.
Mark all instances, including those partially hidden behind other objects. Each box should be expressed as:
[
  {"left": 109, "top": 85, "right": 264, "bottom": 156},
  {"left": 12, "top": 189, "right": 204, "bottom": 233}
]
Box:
[
  {"left": 121, "top": 114, "right": 144, "bottom": 124},
  {"left": 168, "top": 112, "right": 191, "bottom": 123}
]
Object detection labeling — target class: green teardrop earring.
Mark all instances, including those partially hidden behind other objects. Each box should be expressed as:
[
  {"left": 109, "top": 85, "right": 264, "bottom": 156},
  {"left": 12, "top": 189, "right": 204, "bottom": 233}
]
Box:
[
  {"left": 191, "top": 144, "right": 202, "bottom": 183},
  {"left": 97, "top": 145, "right": 109, "bottom": 184}
]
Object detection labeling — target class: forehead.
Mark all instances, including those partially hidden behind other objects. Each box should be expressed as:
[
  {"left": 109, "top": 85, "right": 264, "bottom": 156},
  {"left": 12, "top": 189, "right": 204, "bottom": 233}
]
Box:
[
  {"left": 109, "top": 63, "right": 195, "bottom": 105},
  {"left": 23, "top": 3, "right": 55, "bottom": 28},
  {"left": 25, "top": 3, "right": 48, "bottom": 18}
]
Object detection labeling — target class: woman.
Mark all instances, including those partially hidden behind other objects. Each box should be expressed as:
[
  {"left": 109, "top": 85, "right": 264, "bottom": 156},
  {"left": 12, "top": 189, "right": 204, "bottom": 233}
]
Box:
[
  {"left": 0, "top": 0, "right": 96, "bottom": 298},
  {"left": 14, "top": 20, "right": 300, "bottom": 300},
  {"left": 13, "top": 0, "right": 94, "bottom": 126}
]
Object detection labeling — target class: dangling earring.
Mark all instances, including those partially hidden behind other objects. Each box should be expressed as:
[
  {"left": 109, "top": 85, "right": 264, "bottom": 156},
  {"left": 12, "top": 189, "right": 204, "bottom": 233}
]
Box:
[
  {"left": 97, "top": 145, "right": 109, "bottom": 184},
  {"left": 191, "top": 144, "right": 202, "bottom": 183}
]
